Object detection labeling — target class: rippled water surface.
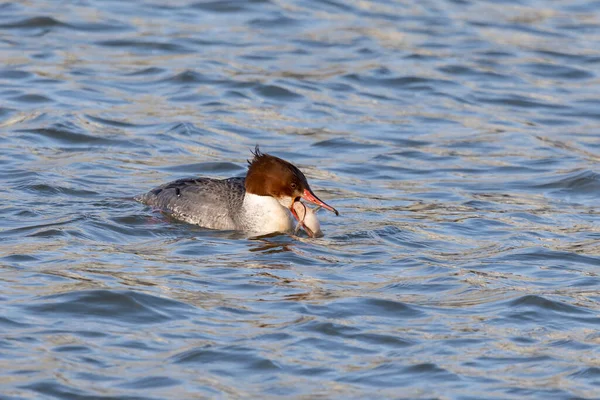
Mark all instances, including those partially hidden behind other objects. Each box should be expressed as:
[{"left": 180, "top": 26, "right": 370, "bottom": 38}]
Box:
[{"left": 2, "top": 0, "right": 600, "bottom": 398}]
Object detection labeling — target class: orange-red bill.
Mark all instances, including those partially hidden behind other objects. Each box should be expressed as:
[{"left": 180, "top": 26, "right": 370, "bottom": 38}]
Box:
[{"left": 302, "top": 188, "right": 338, "bottom": 216}]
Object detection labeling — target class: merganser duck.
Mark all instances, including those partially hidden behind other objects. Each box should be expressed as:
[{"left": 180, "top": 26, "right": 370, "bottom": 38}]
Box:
[{"left": 136, "top": 146, "right": 338, "bottom": 237}]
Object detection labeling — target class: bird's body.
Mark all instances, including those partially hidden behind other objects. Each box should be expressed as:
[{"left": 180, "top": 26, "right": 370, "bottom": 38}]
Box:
[{"left": 136, "top": 147, "right": 338, "bottom": 237}]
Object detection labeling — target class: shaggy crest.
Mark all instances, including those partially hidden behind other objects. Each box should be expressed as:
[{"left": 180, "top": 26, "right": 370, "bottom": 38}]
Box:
[{"left": 247, "top": 145, "right": 264, "bottom": 166}]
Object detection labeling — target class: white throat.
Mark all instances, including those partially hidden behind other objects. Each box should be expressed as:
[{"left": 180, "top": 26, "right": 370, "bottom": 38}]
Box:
[{"left": 241, "top": 193, "right": 294, "bottom": 235}]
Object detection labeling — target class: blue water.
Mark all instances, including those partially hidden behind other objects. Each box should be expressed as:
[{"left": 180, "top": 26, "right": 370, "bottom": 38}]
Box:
[{"left": 1, "top": 0, "right": 600, "bottom": 398}]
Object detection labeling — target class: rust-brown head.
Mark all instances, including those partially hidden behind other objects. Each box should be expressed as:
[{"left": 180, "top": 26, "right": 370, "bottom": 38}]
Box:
[{"left": 245, "top": 146, "right": 338, "bottom": 234}]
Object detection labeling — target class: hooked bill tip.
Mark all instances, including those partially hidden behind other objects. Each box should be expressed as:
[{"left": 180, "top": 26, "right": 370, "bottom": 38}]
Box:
[{"left": 302, "top": 188, "right": 339, "bottom": 216}]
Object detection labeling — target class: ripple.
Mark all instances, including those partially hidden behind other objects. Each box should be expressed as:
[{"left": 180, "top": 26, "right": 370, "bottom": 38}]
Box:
[
  {"left": 171, "top": 346, "right": 280, "bottom": 372},
  {"left": 23, "top": 290, "right": 195, "bottom": 324},
  {"left": 344, "top": 73, "right": 458, "bottom": 91},
  {"left": 17, "top": 121, "right": 135, "bottom": 146},
  {"left": 438, "top": 65, "right": 516, "bottom": 82},
  {"left": 0, "top": 16, "right": 130, "bottom": 33},
  {"left": 508, "top": 295, "right": 590, "bottom": 314},
  {"left": 123, "top": 67, "right": 166, "bottom": 77},
  {"left": 84, "top": 114, "right": 156, "bottom": 129},
  {"left": 253, "top": 84, "right": 303, "bottom": 101},
  {"left": 159, "top": 70, "right": 212, "bottom": 84},
  {"left": 339, "top": 362, "right": 460, "bottom": 387},
  {"left": 312, "top": 137, "right": 382, "bottom": 150},
  {"left": 95, "top": 40, "right": 192, "bottom": 54},
  {"left": 0, "top": 316, "right": 32, "bottom": 329},
  {"left": 349, "top": 332, "right": 414, "bottom": 348},
  {"left": 19, "top": 183, "right": 97, "bottom": 197},
  {"left": 116, "top": 376, "right": 180, "bottom": 390},
  {"left": 570, "top": 367, "right": 600, "bottom": 379},
  {"left": 9, "top": 94, "right": 53, "bottom": 104},
  {"left": 534, "top": 170, "right": 600, "bottom": 192},
  {"left": 523, "top": 62, "right": 595, "bottom": 80},
  {"left": 305, "top": 298, "right": 424, "bottom": 319},
  {"left": 157, "top": 162, "right": 244, "bottom": 174},
  {"left": 474, "top": 94, "right": 567, "bottom": 109},
  {"left": 22, "top": 380, "right": 152, "bottom": 400},
  {"left": 249, "top": 15, "right": 300, "bottom": 29},
  {"left": 191, "top": 0, "right": 270, "bottom": 13},
  {"left": 0, "top": 16, "right": 65, "bottom": 29},
  {"left": 0, "top": 69, "right": 34, "bottom": 80}
]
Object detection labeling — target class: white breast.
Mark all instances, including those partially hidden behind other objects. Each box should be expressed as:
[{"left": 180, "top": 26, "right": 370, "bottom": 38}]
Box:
[{"left": 241, "top": 193, "right": 294, "bottom": 235}]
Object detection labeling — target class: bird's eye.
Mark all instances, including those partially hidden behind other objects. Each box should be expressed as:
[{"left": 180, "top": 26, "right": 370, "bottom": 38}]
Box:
[{"left": 291, "top": 182, "right": 297, "bottom": 189}]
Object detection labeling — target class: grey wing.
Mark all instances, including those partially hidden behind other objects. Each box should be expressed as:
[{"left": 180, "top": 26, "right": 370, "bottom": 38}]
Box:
[{"left": 136, "top": 177, "right": 245, "bottom": 229}]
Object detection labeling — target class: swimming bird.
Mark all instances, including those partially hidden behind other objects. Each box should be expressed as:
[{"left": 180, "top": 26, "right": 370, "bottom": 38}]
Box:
[{"left": 136, "top": 146, "right": 338, "bottom": 237}]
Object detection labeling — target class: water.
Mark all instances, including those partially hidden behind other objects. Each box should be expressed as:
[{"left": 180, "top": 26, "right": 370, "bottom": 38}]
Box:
[{"left": 1, "top": 0, "right": 600, "bottom": 398}]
